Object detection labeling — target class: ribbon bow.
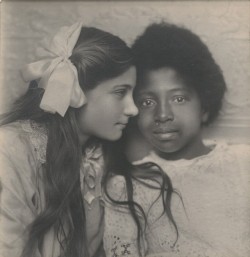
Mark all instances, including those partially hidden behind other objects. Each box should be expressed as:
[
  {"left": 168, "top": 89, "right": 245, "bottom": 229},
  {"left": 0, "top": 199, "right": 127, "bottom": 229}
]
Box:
[
  {"left": 81, "top": 145, "right": 104, "bottom": 205},
  {"left": 21, "top": 22, "right": 87, "bottom": 116}
]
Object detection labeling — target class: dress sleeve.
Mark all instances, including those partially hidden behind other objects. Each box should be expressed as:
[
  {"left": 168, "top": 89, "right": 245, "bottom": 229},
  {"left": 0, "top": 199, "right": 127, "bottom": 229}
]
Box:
[
  {"left": 231, "top": 144, "right": 250, "bottom": 255},
  {"left": 0, "top": 128, "right": 41, "bottom": 257},
  {"left": 233, "top": 144, "right": 250, "bottom": 180}
]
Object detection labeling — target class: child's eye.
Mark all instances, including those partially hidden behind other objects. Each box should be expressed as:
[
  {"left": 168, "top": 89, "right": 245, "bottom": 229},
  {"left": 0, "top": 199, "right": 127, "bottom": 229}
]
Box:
[
  {"left": 114, "top": 89, "right": 127, "bottom": 97},
  {"left": 172, "top": 96, "right": 186, "bottom": 104},
  {"left": 139, "top": 99, "right": 156, "bottom": 108}
]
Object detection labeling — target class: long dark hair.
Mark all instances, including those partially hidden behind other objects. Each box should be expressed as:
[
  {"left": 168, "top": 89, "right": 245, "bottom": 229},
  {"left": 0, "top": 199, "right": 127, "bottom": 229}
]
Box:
[
  {"left": 102, "top": 135, "right": 179, "bottom": 256},
  {"left": 0, "top": 26, "right": 134, "bottom": 257}
]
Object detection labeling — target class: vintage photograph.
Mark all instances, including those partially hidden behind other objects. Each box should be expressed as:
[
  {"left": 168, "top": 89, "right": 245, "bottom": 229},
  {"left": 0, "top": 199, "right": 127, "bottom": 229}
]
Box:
[{"left": 0, "top": 1, "right": 249, "bottom": 257}]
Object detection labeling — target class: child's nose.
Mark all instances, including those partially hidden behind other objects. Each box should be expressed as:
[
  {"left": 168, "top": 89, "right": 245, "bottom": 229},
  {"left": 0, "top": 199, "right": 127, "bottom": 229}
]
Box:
[{"left": 155, "top": 103, "right": 174, "bottom": 122}]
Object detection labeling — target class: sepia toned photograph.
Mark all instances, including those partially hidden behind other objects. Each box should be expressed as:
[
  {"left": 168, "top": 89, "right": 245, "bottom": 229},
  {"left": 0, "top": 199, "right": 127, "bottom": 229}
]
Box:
[{"left": 0, "top": 1, "right": 249, "bottom": 257}]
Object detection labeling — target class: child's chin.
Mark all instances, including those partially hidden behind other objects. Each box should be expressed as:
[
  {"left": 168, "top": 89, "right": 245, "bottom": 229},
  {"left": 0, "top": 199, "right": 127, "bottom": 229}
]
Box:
[
  {"left": 108, "top": 133, "right": 123, "bottom": 141},
  {"left": 153, "top": 143, "right": 180, "bottom": 154}
]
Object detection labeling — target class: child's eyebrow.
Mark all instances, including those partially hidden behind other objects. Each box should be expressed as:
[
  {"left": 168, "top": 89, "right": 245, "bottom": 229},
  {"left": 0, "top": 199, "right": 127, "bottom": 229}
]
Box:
[
  {"left": 137, "top": 88, "right": 191, "bottom": 95},
  {"left": 114, "top": 84, "right": 135, "bottom": 89},
  {"left": 168, "top": 88, "right": 192, "bottom": 93},
  {"left": 136, "top": 91, "right": 155, "bottom": 97}
]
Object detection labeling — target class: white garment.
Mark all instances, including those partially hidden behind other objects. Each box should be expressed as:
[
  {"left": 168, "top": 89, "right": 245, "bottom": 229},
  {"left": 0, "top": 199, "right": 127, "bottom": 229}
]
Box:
[
  {"left": 0, "top": 120, "right": 105, "bottom": 257},
  {"left": 103, "top": 143, "right": 250, "bottom": 257}
]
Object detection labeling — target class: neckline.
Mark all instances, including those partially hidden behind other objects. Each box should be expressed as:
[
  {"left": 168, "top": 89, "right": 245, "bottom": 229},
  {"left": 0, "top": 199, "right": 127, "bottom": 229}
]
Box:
[{"left": 138, "top": 142, "right": 226, "bottom": 168}]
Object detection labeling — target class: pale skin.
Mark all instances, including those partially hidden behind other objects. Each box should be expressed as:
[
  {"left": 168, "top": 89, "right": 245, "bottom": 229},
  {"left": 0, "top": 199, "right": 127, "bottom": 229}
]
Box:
[
  {"left": 76, "top": 66, "right": 138, "bottom": 146},
  {"left": 75, "top": 66, "right": 138, "bottom": 254}
]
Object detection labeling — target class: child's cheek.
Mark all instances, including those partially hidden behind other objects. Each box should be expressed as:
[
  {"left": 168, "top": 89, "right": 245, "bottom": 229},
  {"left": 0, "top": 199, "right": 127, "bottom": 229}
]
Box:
[{"left": 138, "top": 113, "right": 153, "bottom": 129}]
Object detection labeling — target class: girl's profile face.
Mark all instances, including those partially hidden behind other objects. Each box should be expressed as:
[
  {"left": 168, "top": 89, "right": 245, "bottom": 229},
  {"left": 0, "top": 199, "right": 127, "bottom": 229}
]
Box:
[
  {"left": 77, "top": 66, "right": 138, "bottom": 143},
  {"left": 135, "top": 67, "right": 208, "bottom": 159}
]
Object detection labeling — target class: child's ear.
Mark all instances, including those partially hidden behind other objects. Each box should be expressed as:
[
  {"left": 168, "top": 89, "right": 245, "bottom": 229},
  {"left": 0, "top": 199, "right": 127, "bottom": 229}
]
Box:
[{"left": 201, "top": 110, "right": 209, "bottom": 123}]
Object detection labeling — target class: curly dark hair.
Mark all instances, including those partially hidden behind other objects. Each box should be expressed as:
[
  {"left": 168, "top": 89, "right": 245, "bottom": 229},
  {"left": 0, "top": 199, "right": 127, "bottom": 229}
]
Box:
[{"left": 132, "top": 22, "right": 227, "bottom": 124}]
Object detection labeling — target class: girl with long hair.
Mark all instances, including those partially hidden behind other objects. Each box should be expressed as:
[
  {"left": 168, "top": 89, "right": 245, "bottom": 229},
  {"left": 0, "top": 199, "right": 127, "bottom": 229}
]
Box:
[{"left": 0, "top": 22, "right": 138, "bottom": 257}]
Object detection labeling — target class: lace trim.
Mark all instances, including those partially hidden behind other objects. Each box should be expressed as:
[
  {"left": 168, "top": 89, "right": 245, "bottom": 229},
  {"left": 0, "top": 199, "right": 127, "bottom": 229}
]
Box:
[
  {"left": 20, "top": 120, "right": 48, "bottom": 164},
  {"left": 81, "top": 144, "right": 104, "bottom": 206},
  {"left": 20, "top": 120, "right": 104, "bottom": 206}
]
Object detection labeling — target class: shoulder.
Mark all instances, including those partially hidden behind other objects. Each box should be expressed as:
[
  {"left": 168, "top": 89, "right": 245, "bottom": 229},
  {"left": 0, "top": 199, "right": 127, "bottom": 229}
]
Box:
[
  {"left": 212, "top": 141, "right": 249, "bottom": 153},
  {"left": 226, "top": 143, "right": 250, "bottom": 156},
  {"left": 215, "top": 142, "right": 250, "bottom": 164},
  {"left": 0, "top": 121, "right": 32, "bottom": 160},
  {"left": 0, "top": 121, "right": 47, "bottom": 206},
  {"left": 0, "top": 120, "right": 48, "bottom": 188},
  {"left": 212, "top": 143, "right": 250, "bottom": 186},
  {"left": 0, "top": 121, "right": 25, "bottom": 144},
  {"left": 225, "top": 143, "right": 250, "bottom": 173},
  {"left": 0, "top": 120, "right": 47, "bottom": 164}
]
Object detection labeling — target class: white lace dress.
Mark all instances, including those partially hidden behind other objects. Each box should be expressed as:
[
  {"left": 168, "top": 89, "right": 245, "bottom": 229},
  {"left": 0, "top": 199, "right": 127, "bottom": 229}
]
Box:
[
  {"left": 0, "top": 120, "right": 105, "bottom": 257},
  {"left": 103, "top": 143, "right": 250, "bottom": 257}
]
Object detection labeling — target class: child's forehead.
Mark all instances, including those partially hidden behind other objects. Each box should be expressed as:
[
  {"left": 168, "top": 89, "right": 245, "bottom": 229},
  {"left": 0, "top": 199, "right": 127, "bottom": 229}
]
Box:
[
  {"left": 141, "top": 67, "right": 185, "bottom": 82},
  {"left": 137, "top": 67, "right": 191, "bottom": 91}
]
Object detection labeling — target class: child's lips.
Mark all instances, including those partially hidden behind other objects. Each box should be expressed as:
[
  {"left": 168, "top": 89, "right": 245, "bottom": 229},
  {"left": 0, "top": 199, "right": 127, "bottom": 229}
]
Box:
[
  {"left": 115, "top": 122, "right": 128, "bottom": 129},
  {"left": 153, "top": 128, "right": 179, "bottom": 140},
  {"left": 153, "top": 127, "right": 178, "bottom": 134}
]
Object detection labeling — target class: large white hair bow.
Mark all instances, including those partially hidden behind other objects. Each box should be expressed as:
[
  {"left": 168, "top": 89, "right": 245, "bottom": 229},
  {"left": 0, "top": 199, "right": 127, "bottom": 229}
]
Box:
[{"left": 21, "top": 21, "right": 87, "bottom": 116}]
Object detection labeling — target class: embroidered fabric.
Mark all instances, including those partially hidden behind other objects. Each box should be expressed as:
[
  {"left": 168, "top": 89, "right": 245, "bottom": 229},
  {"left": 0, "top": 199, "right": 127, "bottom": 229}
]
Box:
[
  {"left": 106, "top": 235, "right": 138, "bottom": 257},
  {"left": 104, "top": 143, "right": 250, "bottom": 257},
  {"left": 20, "top": 120, "right": 104, "bottom": 206},
  {"left": 21, "top": 120, "right": 47, "bottom": 164}
]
